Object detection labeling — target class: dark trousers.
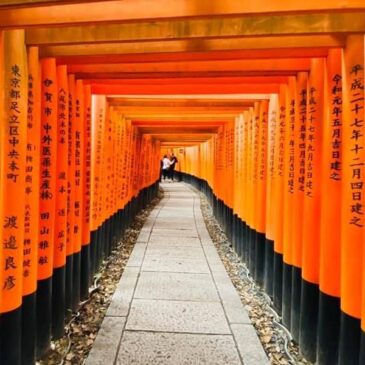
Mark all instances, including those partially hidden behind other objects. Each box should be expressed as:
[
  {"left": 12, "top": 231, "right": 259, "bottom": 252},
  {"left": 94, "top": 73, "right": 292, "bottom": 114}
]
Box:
[
  {"left": 169, "top": 168, "right": 175, "bottom": 180},
  {"left": 162, "top": 169, "right": 169, "bottom": 180}
]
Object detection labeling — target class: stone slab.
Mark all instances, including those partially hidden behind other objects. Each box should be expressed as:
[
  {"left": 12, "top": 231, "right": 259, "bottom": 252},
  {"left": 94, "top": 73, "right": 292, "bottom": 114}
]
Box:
[
  {"left": 126, "top": 299, "right": 231, "bottom": 334},
  {"left": 231, "top": 324, "right": 270, "bottom": 365},
  {"left": 134, "top": 272, "right": 219, "bottom": 302},
  {"left": 126, "top": 243, "right": 147, "bottom": 267},
  {"left": 144, "top": 245, "right": 205, "bottom": 259},
  {"left": 142, "top": 257, "right": 210, "bottom": 274},
  {"left": 85, "top": 316, "right": 126, "bottom": 365},
  {"left": 136, "top": 231, "right": 150, "bottom": 243},
  {"left": 106, "top": 267, "right": 139, "bottom": 317},
  {"left": 153, "top": 221, "right": 195, "bottom": 229},
  {"left": 151, "top": 228, "right": 198, "bottom": 237},
  {"left": 203, "top": 245, "right": 223, "bottom": 265},
  {"left": 116, "top": 331, "right": 242, "bottom": 365},
  {"left": 212, "top": 270, "right": 251, "bottom": 324},
  {"left": 147, "top": 236, "right": 201, "bottom": 246}
]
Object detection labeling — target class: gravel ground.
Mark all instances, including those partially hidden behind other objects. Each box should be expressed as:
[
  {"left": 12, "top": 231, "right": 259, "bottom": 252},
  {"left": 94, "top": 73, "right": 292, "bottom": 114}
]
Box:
[
  {"left": 199, "top": 193, "right": 312, "bottom": 365},
  {"left": 38, "top": 190, "right": 163, "bottom": 365}
]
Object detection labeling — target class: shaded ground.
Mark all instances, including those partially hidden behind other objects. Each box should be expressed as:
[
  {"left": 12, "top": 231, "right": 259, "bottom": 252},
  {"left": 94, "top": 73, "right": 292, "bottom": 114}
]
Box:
[{"left": 39, "top": 191, "right": 163, "bottom": 365}]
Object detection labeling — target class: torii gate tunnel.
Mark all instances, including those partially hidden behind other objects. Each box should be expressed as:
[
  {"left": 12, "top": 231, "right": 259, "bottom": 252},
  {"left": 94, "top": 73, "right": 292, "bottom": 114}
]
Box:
[{"left": 1, "top": 1, "right": 365, "bottom": 365}]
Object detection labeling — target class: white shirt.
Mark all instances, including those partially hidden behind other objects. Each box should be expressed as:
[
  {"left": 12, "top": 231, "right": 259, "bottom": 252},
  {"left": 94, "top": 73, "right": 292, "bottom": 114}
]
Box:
[{"left": 162, "top": 157, "right": 172, "bottom": 170}]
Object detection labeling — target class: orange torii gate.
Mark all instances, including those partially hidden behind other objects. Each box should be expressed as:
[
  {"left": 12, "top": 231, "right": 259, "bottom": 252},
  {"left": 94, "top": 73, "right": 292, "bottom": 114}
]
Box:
[{"left": 1, "top": 2, "right": 365, "bottom": 365}]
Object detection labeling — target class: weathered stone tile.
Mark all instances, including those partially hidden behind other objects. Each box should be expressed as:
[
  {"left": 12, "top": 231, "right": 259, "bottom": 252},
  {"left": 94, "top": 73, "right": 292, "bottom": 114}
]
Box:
[
  {"left": 85, "top": 317, "right": 126, "bottom": 365},
  {"left": 126, "top": 299, "right": 231, "bottom": 334},
  {"left": 134, "top": 271, "right": 219, "bottom": 301},
  {"left": 116, "top": 332, "right": 242, "bottom": 365}
]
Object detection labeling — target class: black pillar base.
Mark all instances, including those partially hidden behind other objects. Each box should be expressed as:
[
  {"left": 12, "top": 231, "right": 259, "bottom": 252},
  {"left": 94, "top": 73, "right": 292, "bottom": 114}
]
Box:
[
  {"left": 359, "top": 330, "right": 365, "bottom": 365},
  {"left": 36, "top": 277, "right": 52, "bottom": 359},
  {"left": 273, "top": 251, "right": 283, "bottom": 314},
  {"left": 282, "top": 262, "right": 292, "bottom": 329},
  {"left": 317, "top": 292, "right": 340, "bottom": 365},
  {"left": 263, "top": 238, "right": 274, "bottom": 297},
  {"left": 22, "top": 293, "right": 36, "bottom": 365},
  {"left": 290, "top": 266, "right": 301, "bottom": 342},
  {"left": 0, "top": 306, "right": 22, "bottom": 365},
  {"left": 71, "top": 251, "right": 81, "bottom": 311},
  {"left": 255, "top": 232, "right": 265, "bottom": 287},
  {"left": 299, "top": 279, "right": 319, "bottom": 363},
  {"left": 52, "top": 266, "right": 65, "bottom": 340},
  {"left": 338, "top": 312, "right": 361, "bottom": 365},
  {"left": 65, "top": 254, "right": 73, "bottom": 319},
  {"left": 80, "top": 244, "right": 90, "bottom": 301}
]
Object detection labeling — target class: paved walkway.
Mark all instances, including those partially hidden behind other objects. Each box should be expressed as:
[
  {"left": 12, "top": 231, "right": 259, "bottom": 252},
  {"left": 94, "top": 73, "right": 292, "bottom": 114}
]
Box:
[{"left": 86, "top": 183, "right": 269, "bottom": 365}]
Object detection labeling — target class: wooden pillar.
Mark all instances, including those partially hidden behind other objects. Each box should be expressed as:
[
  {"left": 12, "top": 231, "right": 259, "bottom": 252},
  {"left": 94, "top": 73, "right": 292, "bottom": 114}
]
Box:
[
  {"left": 22, "top": 45, "right": 40, "bottom": 365},
  {"left": 65, "top": 74, "right": 75, "bottom": 314},
  {"left": 52, "top": 64, "right": 68, "bottom": 340},
  {"left": 282, "top": 77, "right": 297, "bottom": 329},
  {"left": 339, "top": 34, "right": 364, "bottom": 365},
  {"left": 0, "top": 29, "right": 28, "bottom": 365},
  {"left": 273, "top": 84, "right": 287, "bottom": 314},
  {"left": 317, "top": 48, "right": 342, "bottom": 365},
  {"left": 37, "top": 57, "right": 58, "bottom": 358},
  {"left": 81, "top": 84, "right": 91, "bottom": 301},
  {"left": 71, "top": 79, "right": 84, "bottom": 309},
  {"left": 255, "top": 100, "right": 268, "bottom": 287},
  {"left": 90, "top": 95, "right": 106, "bottom": 272},
  {"left": 291, "top": 71, "right": 308, "bottom": 341},
  {"left": 299, "top": 58, "right": 325, "bottom": 363},
  {"left": 264, "top": 94, "right": 278, "bottom": 297}
]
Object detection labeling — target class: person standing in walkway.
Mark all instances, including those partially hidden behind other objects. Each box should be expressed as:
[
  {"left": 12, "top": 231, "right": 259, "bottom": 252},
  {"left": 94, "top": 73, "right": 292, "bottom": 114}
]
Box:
[
  {"left": 161, "top": 154, "right": 172, "bottom": 181},
  {"left": 169, "top": 153, "right": 178, "bottom": 181}
]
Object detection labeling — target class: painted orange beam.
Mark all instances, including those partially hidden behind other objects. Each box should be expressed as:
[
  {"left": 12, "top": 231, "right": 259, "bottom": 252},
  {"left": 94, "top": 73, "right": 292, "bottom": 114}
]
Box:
[
  {"left": 41, "top": 36, "right": 344, "bottom": 57},
  {"left": 138, "top": 127, "right": 219, "bottom": 133},
  {"left": 80, "top": 71, "right": 298, "bottom": 80},
  {"left": 0, "top": 0, "right": 110, "bottom": 7},
  {"left": 84, "top": 76, "right": 289, "bottom": 85},
  {"left": 2, "top": 0, "right": 365, "bottom": 27},
  {"left": 114, "top": 108, "right": 250, "bottom": 114},
  {"left": 137, "top": 123, "right": 223, "bottom": 127},
  {"left": 126, "top": 114, "right": 237, "bottom": 120},
  {"left": 91, "top": 83, "right": 280, "bottom": 95},
  {"left": 25, "top": 13, "right": 360, "bottom": 45},
  {"left": 108, "top": 98, "right": 255, "bottom": 107},
  {"left": 55, "top": 48, "right": 329, "bottom": 65},
  {"left": 68, "top": 58, "right": 311, "bottom": 74},
  {"left": 132, "top": 121, "right": 226, "bottom": 125}
]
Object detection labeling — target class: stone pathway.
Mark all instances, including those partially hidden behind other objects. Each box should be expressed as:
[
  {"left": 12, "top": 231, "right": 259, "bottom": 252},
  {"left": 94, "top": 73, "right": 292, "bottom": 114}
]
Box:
[{"left": 86, "top": 183, "right": 269, "bottom": 365}]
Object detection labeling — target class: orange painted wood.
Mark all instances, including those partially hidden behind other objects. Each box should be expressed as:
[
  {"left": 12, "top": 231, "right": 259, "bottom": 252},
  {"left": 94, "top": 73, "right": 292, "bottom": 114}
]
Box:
[
  {"left": 341, "top": 35, "right": 364, "bottom": 319},
  {"left": 283, "top": 77, "right": 297, "bottom": 266},
  {"left": 53, "top": 64, "right": 68, "bottom": 269},
  {"left": 82, "top": 84, "right": 91, "bottom": 246},
  {"left": 302, "top": 58, "right": 325, "bottom": 285},
  {"left": 23, "top": 46, "right": 41, "bottom": 295},
  {"left": 1, "top": 30, "right": 27, "bottom": 312},
  {"left": 66, "top": 74, "right": 75, "bottom": 257},
  {"left": 38, "top": 58, "right": 58, "bottom": 281},
  {"left": 265, "top": 94, "right": 279, "bottom": 242},
  {"left": 90, "top": 95, "right": 106, "bottom": 231},
  {"left": 91, "top": 83, "right": 280, "bottom": 95},
  {"left": 73, "top": 79, "right": 84, "bottom": 254},
  {"left": 292, "top": 72, "right": 308, "bottom": 269},
  {"left": 273, "top": 84, "right": 287, "bottom": 255},
  {"left": 319, "top": 49, "right": 342, "bottom": 298},
  {"left": 256, "top": 100, "right": 268, "bottom": 234}
]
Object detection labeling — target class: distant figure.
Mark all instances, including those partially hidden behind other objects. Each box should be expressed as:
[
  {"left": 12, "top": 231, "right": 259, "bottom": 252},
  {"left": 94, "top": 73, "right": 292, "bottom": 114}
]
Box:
[
  {"left": 169, "top": 153, "right": 178, "bottom": 181},
  {"left": 161, "top": 155, "right": 172, "bottom": 181}
]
